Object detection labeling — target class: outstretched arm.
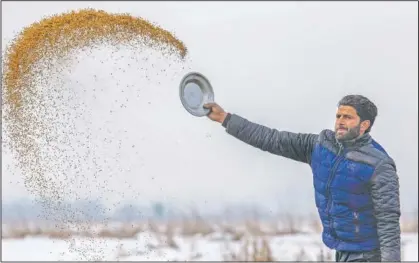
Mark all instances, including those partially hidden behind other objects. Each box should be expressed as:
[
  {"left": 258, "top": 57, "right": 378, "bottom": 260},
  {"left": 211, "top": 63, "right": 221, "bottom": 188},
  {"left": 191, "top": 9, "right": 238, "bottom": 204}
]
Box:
[
  {"left": 370, "top": 161, "right": 401, "bottom": 262},
  {"left": 222, "top": 113, "right": 318, "bottom": 164}
]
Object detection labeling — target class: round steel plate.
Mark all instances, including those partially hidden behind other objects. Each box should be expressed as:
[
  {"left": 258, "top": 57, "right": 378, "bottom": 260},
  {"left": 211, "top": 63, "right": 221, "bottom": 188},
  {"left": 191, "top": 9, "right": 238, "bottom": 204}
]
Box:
[{"left": 179, "top": 72, "right": 214, "bottom": 117}]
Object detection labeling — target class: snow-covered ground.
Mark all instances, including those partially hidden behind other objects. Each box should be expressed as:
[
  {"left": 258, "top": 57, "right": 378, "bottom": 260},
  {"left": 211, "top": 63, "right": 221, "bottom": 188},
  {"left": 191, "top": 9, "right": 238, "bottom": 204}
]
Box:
[{"left": 2, "top": 229, "right": 417, "bottom": 261}]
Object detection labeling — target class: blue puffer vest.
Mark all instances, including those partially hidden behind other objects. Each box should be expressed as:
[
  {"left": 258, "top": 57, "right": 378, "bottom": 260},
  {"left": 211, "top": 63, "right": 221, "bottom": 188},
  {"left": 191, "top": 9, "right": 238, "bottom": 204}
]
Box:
[{"left": 310, "top": 130, "right": 386, "bottom": 252}]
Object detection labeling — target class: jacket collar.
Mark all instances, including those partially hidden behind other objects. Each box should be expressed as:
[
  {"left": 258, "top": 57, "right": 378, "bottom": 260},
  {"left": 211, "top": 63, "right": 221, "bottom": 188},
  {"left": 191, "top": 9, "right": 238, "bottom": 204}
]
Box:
[{"left": 335, "top": 132, "right": 372, "bottom": 149}]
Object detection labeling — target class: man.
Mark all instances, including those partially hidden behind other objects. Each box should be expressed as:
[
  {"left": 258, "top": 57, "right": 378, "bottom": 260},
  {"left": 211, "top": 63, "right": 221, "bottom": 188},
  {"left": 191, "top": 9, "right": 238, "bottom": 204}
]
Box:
[{"left": 203, "top": 95, "right": 401, "bottom": 262}]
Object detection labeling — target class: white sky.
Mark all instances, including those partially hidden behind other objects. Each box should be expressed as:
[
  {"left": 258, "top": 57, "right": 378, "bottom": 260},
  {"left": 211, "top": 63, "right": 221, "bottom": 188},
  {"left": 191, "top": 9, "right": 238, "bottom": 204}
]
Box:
[{"left": 1, "top": 1, "right": 418, "bottom": 214}]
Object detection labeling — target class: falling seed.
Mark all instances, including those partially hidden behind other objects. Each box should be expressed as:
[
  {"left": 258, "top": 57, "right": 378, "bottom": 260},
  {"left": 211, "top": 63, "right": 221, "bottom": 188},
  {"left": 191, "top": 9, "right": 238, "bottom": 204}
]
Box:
[{"left": 1, "top": 8, "right": 188, "bottom": 261}]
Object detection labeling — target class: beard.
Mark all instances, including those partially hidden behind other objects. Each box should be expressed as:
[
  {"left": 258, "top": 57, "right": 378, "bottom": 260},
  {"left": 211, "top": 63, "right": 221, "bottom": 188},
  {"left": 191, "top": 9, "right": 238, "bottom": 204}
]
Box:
[{"left": 335, "top": 124, "right": 361, "bottom": 142}]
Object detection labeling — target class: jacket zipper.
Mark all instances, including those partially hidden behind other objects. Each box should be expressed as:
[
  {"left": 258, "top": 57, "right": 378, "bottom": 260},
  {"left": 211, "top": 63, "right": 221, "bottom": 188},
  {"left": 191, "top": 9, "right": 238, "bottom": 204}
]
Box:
[
  {"left": 325, "top": 143, "right": 344, "bottom": 238},
  {"left": 354, "top": 211, "right": 360, "bottom": 240}
]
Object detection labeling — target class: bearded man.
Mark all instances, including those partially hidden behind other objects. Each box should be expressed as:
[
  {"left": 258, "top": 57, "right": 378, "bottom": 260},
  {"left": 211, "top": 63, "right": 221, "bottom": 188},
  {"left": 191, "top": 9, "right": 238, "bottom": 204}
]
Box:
[{"left": 203, "top": 95, "right": 401, "bottom": 262}]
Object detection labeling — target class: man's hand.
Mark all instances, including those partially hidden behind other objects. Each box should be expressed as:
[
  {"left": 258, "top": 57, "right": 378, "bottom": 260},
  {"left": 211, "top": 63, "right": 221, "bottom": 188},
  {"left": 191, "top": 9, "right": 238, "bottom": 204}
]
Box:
[{"left": 203, "top": 102, "right": 228, "bottom": 124}]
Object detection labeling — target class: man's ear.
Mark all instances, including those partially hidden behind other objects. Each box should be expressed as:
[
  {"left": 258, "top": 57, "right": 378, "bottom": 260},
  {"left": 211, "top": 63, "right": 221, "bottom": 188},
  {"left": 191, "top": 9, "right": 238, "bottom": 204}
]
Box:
[{"left": 360, "top": 120, "right": 371, "bottom": 133}]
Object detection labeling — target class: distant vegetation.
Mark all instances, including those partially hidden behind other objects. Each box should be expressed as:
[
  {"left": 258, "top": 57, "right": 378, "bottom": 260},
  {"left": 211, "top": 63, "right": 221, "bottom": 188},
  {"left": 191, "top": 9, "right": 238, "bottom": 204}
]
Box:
[
  {"left": 3, "top": 198, "right": 417, "bottom": 233},
  {"left": 2, "top": 198, "right": 291, "bottom": 223}
]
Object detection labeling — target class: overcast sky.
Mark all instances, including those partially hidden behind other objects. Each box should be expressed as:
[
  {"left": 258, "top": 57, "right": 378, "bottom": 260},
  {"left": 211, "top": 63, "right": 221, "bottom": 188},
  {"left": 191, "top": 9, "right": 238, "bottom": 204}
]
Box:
[{"left": 2, "top": 1, "right": 418, "bottom": 215}]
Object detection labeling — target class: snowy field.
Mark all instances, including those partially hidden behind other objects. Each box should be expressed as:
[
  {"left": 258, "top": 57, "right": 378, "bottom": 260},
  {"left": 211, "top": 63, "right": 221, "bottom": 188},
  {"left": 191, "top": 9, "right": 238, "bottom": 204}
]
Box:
[{"left": 2, "top": 220, "right": 418, "bottom": 261}]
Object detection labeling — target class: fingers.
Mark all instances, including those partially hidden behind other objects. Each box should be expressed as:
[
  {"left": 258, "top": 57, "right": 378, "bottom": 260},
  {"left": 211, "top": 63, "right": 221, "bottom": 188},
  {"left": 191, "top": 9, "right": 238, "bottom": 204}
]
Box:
[{"left": 203, "top": 102, "right": 217, "bottom": 109}]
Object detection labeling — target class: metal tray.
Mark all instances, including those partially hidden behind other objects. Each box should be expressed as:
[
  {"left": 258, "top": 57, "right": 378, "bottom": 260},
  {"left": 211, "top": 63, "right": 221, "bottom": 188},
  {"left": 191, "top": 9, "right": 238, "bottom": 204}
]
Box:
[{"left": 179, "top": 72, "right": 214, "bottom": 117}]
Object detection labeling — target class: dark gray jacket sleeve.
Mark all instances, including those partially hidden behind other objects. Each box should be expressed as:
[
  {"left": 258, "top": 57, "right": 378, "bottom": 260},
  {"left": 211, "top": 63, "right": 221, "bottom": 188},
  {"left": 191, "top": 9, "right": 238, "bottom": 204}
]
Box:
[
  {"left": 223, "top": 113, "right": 318, "bottom": 164},
  {"left": 370, "top": 160, "right": 401, "bottom": 262}
]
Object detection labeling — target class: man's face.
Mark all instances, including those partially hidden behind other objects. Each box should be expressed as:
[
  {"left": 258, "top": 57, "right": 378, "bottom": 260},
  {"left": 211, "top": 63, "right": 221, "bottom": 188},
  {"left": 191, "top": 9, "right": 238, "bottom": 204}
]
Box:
[{"left": 334, "top": 106, "right": 368, "bottom": 141}]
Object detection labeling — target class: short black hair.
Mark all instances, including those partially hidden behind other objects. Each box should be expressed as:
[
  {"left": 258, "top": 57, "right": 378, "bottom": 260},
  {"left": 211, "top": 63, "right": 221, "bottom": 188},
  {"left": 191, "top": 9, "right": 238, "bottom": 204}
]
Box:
[{"left": 338, "top": 95, "right": 378, "bottom": 133}]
